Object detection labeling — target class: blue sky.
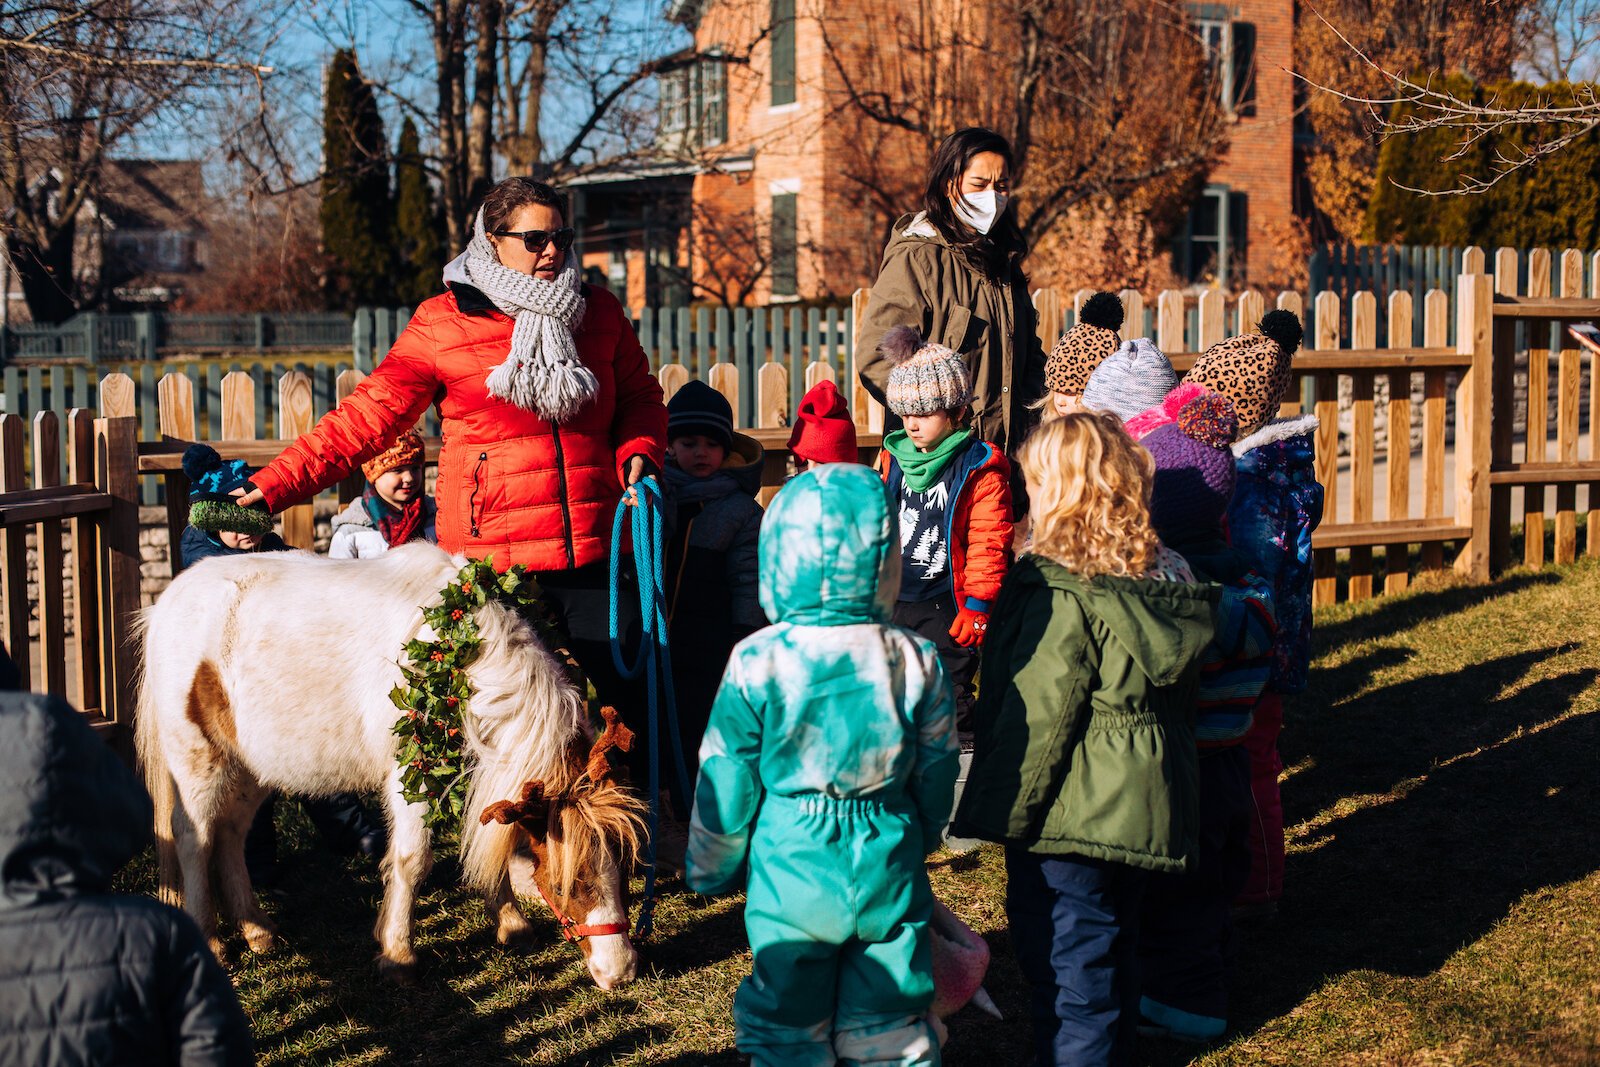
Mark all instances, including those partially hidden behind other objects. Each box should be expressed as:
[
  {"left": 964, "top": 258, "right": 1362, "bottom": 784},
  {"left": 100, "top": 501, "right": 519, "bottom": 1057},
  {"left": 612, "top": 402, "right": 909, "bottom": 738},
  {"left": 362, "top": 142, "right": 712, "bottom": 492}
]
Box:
[{"left": 138, "top": 0, "right": 690, "bottom": 184}]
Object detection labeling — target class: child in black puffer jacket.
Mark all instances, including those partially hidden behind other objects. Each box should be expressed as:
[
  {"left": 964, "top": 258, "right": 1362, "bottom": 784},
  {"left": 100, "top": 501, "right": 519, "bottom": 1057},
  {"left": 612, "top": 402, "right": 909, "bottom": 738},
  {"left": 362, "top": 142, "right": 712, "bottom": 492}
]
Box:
[
  {"left": 0, "top": 691, "right": 253, "bottom": 1066},
  {"left": 660, "top": 382, "right": 766, "bottom": 799}
]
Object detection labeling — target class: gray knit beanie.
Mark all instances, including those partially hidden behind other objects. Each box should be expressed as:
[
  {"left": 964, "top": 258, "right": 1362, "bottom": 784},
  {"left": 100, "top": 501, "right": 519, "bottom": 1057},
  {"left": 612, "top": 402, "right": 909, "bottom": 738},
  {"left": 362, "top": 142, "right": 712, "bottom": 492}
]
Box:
[
  {"left": 1081, "top": 338, "right": 1179, "bottom": 423},
  {"left": 880, "top": 326, "right": 974, "bottom": 417}
]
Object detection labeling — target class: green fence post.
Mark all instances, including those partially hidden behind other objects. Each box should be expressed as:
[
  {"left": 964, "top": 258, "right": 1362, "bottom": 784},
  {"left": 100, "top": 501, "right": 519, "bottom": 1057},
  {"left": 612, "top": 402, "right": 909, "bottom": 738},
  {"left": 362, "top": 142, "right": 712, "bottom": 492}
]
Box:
[
  {"left": 80, "top": 312, "right": 98, "bottom": 361},
  {"left": 353, "top": 308, "right": 373, "bottom": 372},
  {"left": 142, "top": 312, "right": 160, "bottom": 360}
]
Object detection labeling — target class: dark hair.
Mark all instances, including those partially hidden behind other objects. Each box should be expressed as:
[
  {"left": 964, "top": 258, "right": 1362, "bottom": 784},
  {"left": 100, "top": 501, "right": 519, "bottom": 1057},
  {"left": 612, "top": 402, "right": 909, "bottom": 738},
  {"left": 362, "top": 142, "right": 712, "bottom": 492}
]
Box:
[
  {"left": 921, "top": 127, "right": 1027, "bottom": 282},
  {"left": 480, "top": 176, "right": 566, "bottom": 233}
]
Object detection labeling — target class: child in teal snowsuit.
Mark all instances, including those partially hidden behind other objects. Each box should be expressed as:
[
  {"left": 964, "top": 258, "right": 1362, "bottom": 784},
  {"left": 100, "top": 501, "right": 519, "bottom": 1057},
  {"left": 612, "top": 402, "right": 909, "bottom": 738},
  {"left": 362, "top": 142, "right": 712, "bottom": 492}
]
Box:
[{"left": 687, "top": 463, "right": 961, "bottom": 1066}]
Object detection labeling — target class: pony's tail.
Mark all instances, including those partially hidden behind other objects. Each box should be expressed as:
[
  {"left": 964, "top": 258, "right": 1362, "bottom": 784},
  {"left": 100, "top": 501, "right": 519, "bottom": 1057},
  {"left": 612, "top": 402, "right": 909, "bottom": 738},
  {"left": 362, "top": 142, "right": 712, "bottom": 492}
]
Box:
[{"left": 132, "top": 612, "right": 182, "bottom": 907}]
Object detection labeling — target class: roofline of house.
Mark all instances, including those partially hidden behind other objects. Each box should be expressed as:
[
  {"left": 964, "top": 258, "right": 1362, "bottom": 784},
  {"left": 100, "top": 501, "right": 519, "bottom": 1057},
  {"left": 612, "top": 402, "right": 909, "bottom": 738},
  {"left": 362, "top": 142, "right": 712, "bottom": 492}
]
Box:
[{"left": 564, "top": 161, "right": 703, "bottom": 186}]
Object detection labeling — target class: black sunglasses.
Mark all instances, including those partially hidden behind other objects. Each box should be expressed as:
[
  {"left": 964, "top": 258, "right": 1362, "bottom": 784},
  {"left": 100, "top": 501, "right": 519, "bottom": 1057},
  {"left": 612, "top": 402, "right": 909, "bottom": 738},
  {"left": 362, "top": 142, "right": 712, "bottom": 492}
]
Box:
[{"left": 490, "top": 227, "right": 576, "bottom": 254}]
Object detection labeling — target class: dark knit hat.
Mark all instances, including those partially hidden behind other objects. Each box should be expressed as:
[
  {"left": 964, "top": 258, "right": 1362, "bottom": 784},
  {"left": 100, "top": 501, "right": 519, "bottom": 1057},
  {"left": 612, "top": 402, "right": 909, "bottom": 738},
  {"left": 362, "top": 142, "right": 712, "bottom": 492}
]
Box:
[
  {"left": 1183, "top": 309, "right": 1304, "bottom": 439},
  {"left": 668, "top": 379, "right": 734, "bottom": 450},
  {"left": 183, "top": 444, "right": 272, "bottom": 537},
  {"left": 1146, "top": 390, "right": 1239, "bottom": 541},
  {"left": 788, "top": 379, "right": 858, "bottom": 464},
  {"left": 1045, "top": 291, "right": 1124, "bottom": 396}
]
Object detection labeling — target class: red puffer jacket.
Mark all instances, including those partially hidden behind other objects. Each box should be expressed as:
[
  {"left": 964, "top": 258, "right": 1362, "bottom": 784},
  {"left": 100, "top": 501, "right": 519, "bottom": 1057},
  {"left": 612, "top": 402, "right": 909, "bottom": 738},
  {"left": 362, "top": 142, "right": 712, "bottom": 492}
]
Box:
[
  {"left": 874, "top": 438, "right": 1014, "bottom": 610},
  {"left": 251, "top": 283, "right": 667, "bottom": 572}
]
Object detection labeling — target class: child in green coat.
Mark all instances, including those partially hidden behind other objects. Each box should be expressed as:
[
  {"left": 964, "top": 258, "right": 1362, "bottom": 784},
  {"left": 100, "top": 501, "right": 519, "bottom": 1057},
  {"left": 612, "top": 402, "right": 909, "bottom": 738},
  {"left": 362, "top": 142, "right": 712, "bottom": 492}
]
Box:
[
  {"left": 953, "top": 413, "right": 1216, "bottom": 1066},
  {"left": 687, "top": 463, "right": 961, "bottom": 1066}
]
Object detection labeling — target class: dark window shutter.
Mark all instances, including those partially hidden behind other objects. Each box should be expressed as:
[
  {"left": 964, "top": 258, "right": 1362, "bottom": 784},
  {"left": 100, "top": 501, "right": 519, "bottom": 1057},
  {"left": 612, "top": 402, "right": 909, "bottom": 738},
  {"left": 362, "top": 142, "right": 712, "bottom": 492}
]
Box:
[
  {"left": 1231, "top": 21, "right": 1256, "bottom": 117},
  {"left": 1228, "top": 191, "right": 1250, "bottom": 285},
  {"left": 711, "top": 60, "right": 728, "bottom": 143},
  {"left": 770, "top": 0, "right": 795, "bottom": 106},
  {"left": 770, "top": 193, "right": 798, "bottom": 295}
]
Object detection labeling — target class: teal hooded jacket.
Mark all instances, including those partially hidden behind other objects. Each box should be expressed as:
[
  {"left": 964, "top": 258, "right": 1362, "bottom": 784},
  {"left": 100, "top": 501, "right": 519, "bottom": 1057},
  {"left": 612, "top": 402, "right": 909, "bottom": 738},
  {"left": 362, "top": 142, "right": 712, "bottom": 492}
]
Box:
[{"left": 686, "top": 464, "right": 961, "bottom": 895}]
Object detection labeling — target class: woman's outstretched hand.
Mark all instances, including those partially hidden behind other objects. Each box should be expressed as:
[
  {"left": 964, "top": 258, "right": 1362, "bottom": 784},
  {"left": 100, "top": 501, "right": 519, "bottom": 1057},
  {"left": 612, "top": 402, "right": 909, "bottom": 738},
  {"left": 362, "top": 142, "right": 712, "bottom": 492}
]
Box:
[{"left": 231, "top": 486, "right": 267, "bottom": 509}]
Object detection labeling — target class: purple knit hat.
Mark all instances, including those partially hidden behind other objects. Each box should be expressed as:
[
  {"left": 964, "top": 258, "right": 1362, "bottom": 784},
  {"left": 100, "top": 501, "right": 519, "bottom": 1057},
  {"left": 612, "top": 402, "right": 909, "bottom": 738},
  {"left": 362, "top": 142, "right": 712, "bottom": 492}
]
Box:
[{"left": 1145, "top": 390, "right": 1239, "bottom": 540}]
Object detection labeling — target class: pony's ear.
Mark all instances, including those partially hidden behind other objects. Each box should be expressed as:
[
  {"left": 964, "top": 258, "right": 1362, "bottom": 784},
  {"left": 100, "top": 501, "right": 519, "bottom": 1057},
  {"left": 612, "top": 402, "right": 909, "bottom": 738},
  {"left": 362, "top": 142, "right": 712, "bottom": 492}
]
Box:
[
  {"left": 585, "top": 706, "right": 635, "bottom": 784},
  {"left": 480, "top": 780, "right": 554, "bottom": 841}
]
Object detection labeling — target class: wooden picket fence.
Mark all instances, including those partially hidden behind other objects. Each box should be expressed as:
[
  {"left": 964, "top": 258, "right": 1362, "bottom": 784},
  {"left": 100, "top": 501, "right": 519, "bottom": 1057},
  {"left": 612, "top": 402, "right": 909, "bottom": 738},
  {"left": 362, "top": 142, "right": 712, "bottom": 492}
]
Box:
[{"left": 0, "top": 412, "right": 141, "bottom": 743}]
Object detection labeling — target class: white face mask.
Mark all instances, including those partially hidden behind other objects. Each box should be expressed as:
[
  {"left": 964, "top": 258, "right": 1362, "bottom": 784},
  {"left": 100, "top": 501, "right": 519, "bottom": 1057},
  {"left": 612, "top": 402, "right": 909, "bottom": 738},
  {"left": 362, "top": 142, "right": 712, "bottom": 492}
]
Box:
[{"left": 954, "top": 189, "right": 1008, "bottom": 234}]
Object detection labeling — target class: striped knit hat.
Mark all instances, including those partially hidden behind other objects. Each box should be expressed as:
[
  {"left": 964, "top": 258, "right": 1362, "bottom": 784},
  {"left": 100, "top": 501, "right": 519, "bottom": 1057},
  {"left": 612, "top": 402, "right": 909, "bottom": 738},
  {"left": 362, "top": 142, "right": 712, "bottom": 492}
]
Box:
[
  {"left": 880, "top": 326, "right": 973, "bottom": 417},
  {"left": 667, "top": 379, "right": 734, "bottom": 449}
]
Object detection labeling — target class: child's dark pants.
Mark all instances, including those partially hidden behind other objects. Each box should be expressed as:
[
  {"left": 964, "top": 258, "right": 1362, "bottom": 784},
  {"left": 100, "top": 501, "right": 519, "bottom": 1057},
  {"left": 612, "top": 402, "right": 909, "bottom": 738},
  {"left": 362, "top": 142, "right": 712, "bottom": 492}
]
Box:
[
  {"left": 1137, "top": 744, "right": 1252, "bottom": 1026},
  {"left": 892, "top": 598, "right": 978, "bottom": 730},
  {"left": 1006, "top": 849, "right": 1148, "bottom": 1066}
]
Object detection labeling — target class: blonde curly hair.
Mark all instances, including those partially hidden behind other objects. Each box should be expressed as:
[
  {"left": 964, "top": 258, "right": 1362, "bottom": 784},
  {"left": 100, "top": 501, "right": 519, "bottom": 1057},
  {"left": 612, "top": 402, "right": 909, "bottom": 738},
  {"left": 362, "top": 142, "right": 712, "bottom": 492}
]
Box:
[{"left": 1017, "top": 411, "right": 1160, "bottom": 579}]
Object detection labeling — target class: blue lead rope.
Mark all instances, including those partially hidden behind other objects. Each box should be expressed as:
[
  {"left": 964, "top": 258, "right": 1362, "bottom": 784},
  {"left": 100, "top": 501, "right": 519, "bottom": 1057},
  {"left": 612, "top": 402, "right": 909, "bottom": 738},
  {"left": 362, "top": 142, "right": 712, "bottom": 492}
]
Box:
[{"left": 608, "top": 477, "right": 693, "bottom": 939}]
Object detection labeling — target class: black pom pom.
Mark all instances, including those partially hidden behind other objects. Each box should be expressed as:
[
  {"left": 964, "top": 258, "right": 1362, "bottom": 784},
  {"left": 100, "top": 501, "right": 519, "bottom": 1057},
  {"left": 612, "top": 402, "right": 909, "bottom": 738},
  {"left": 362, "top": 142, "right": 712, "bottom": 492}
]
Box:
[
  {"left": 1258, "top": 309, "right": 1303, "bottom": 357},
  {"left": 181, "top": 443, "right": 222, "bottom": 482},
  {"left": 1079, "top": 291, "right": 1125, "bottom": 332},
  {"left": 878, "top": 324, "right": 925, "bottom": 366}
]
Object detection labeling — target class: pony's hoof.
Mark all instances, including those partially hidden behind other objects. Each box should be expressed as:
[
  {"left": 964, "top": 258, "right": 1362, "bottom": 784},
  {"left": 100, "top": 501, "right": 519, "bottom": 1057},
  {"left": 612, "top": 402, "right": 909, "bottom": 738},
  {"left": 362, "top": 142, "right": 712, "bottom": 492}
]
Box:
[
  {"left": 495, "top": 918, "right": 536, "bottom": 947},
  {"left": 242, "top": 924, "right": 278, "bottom": 954},
  {"left": 377, "top": 955, "right": 419, "bottom": 985},
  {"left": 207, "top": 937, "right": 231, "bottom": 965}
]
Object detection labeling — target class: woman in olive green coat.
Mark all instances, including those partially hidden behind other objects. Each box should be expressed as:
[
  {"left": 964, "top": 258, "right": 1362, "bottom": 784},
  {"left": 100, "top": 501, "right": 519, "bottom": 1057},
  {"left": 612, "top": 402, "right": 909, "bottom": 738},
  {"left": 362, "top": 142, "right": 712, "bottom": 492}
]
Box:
[
  {"left": 857, "top": 127, "right": 1047, "bottom": 458},
  {"left": 953, "top": 414, "right": 1215, "bottom": 1067}
]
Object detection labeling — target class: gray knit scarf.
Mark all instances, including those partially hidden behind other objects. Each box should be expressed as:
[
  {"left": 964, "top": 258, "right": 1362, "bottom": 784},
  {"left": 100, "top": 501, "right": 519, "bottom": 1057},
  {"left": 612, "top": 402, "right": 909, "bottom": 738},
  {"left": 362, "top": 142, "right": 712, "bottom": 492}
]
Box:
[{"left": 459, "top": 208, "right": 596, "bottom": 423}]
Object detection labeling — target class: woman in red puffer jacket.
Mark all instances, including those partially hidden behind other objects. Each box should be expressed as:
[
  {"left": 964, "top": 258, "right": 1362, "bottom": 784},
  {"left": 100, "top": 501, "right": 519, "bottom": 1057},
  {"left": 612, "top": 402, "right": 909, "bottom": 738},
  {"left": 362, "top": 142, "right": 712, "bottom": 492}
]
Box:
[{"left": 240, "top": 177, "right": 666, "bottom": 701}]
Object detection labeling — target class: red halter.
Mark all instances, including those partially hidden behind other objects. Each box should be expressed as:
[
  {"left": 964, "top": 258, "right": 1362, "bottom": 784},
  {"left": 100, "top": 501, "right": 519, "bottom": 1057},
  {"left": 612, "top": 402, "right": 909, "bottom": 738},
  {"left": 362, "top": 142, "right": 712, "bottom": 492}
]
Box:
[{"left": 531, "top": 878, "right": 630, "bottom": 942}]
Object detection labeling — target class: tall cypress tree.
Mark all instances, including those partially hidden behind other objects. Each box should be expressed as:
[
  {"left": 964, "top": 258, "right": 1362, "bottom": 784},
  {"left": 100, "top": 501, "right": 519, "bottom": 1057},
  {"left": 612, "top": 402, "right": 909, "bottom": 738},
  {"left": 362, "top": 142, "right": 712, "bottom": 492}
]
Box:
[
  {"left": 321, "top": 48, "right": 394, "bottom": 309},
  {"left": 392, "top": 117, "right": 447, "bottom": 306}
]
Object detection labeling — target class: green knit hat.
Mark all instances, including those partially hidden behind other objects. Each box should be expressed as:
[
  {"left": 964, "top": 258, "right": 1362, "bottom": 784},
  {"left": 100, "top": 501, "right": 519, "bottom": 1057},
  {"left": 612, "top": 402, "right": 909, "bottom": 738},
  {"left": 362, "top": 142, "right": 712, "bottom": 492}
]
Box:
[{"left": 183, "top": 444, "right": 273, "bottom": 537}]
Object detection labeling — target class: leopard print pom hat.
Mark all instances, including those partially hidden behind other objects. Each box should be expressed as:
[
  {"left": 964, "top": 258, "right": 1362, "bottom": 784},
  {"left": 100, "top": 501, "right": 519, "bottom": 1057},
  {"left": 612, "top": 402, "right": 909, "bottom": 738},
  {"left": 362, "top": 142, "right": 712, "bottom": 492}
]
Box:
[
  {"left": 1045, "top": 291, "right": 1125, "bottom": 396},
  {"left": 1183, "top": 309, "right": 1305, "bottom": 440}
]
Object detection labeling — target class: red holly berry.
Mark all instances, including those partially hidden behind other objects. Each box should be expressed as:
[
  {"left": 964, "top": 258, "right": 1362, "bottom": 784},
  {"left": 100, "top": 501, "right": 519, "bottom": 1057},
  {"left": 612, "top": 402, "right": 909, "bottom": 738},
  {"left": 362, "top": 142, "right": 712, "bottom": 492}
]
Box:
[
  {"left": 430, "top": 651, "right": 445, "bottom": 662},
  {"left": 446, "top": 696, "right": 459, "bottom": 707},
  {"left": 461, "top": 582, "right": 472, "bottom": 594},
  {"left": 451, "top": 609, "right": 464, "bottom": 621}
]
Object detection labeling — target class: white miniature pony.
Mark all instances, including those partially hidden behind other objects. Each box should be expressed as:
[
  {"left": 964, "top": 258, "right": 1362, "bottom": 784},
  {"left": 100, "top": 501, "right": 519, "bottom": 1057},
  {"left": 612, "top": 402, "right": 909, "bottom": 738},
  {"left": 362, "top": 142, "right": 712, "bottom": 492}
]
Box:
[{"left": 135, "top": 541, "right": 645, "bottom": 988}]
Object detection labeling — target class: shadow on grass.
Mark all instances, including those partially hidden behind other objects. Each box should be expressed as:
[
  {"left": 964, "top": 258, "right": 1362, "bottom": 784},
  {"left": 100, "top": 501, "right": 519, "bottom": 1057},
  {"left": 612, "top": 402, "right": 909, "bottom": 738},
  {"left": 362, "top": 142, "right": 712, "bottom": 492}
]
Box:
[
  {"left": 1237, "top": 676, "right": 1600, "bottom": 1012},
  {"left": 1289, "top": 644, "right": 1588, "bottom": 820},
  {"left": 1313, "top": 569, "right": 1561, "bottom": 651}
]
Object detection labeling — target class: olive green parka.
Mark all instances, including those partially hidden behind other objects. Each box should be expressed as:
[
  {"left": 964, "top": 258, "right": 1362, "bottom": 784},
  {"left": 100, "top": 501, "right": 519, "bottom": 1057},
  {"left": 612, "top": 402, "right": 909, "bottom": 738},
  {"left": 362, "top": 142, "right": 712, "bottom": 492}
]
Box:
[
  {"left": 952, "top": 554, "right": 1218, "bottom": 873},
  {"left": 857, "top": 213, "right": 1047, "bottom": 456}
]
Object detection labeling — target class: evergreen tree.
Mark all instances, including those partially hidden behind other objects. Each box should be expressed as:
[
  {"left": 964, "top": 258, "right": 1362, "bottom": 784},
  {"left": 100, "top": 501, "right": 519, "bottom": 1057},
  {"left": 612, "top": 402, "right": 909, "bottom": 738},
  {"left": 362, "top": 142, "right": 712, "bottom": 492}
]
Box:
[
  {"left": 392, "top": 117, "right": 447, "bottom": 306},
  {"left": 320, "top": 48, "right": 394, "bottom": 309}
]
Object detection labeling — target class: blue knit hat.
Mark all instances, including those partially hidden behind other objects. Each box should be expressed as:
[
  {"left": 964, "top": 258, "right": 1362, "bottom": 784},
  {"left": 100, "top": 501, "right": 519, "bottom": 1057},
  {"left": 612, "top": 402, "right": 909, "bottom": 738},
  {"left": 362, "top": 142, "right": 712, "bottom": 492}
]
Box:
[
  {"left": 1082, "top": 338, "right": 1178, "bottom": 423},
  {"left": 183, "top": 444, "right": 272, "bottom": 536}
]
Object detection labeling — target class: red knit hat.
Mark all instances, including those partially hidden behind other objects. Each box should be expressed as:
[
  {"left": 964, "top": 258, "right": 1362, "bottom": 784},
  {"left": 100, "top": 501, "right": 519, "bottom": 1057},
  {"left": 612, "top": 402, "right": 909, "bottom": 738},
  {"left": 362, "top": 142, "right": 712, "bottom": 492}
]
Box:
[{"left": 788, "top": 380, "right": 858, "bottom": 465}]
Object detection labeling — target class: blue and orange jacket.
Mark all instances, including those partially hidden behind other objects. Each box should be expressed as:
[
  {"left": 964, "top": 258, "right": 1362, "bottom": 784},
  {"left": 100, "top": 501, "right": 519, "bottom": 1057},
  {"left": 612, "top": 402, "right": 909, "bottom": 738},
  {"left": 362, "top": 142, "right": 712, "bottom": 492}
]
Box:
[
  {"left": 1175, "top": 537, "right": 1277, "bottom": 747},
  {"left": 873, "top": 438, "right": 1014, "bottom": 612}
]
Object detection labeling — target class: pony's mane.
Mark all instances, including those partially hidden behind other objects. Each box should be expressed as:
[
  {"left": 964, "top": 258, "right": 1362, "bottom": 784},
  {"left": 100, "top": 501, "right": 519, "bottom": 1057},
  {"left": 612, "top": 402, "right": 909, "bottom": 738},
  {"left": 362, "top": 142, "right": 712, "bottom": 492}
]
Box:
[{"left": 456, "top": 599, "right": 646, "bottom": 903}]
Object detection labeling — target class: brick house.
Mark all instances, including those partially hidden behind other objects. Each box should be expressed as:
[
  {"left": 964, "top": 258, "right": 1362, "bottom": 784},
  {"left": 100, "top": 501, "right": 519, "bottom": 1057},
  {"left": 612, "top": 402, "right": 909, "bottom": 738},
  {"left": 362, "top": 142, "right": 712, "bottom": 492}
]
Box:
[{"left": 650, "top": 0, "right": 1300, "bottom": 304}]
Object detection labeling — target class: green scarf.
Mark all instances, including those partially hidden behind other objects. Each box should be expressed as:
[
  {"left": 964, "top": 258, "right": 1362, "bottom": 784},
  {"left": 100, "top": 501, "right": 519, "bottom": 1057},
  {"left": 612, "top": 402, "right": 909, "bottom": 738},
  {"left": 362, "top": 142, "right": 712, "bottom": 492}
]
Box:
[{"left": 883, "top": 427, "right": 973, "bottom": 492}]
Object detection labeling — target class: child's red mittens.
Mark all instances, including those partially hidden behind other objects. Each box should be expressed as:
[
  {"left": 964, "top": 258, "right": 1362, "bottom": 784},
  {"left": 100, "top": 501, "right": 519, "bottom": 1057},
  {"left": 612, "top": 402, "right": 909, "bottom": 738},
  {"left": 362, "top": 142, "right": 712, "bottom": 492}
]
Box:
[{"left": 949, "top": 605, "right": 989, "bottom": 648}]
